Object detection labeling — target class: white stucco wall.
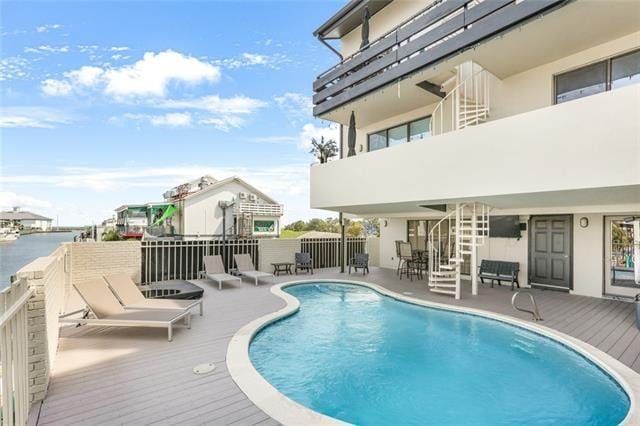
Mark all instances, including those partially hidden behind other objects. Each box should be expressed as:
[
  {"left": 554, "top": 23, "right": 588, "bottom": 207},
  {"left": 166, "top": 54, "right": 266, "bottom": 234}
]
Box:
[
  {"left": 572, "top": 214, "right": 605, "bottom": 298},
  {"left": 379, "top": 218, "right": 407, "bottom": 269}
]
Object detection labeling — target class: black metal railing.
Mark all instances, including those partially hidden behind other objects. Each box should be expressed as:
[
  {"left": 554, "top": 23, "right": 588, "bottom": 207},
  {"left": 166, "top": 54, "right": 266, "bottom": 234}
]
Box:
[
  {"left": 300, "top": 237, "right": 367, "bottom": 269},
  {"left": 313, "top": 0, "right": 565, "bottom": 115}
]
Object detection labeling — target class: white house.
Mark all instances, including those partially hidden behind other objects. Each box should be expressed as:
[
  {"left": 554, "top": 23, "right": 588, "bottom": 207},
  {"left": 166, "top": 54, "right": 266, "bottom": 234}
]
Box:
[
  {"left": 310, "top": 0, "right": 640, "bottom": 299},
  {"left": 164, "top": 175, "right": 284, "bottom": 238},
  {"left": 0, "top": 208, "right": 53, "bottom": 231}
]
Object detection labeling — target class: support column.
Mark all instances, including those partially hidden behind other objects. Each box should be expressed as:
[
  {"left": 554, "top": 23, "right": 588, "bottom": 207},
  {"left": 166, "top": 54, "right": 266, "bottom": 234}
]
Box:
[
  {"left": 471, "top": 207, "right": 478, "bottom": 296},
  {"left": 340, "top": 212, "right": 346, "bottom": 273},
  {"left": 455, "top": 203, "right": 461, "bottom": 300}
]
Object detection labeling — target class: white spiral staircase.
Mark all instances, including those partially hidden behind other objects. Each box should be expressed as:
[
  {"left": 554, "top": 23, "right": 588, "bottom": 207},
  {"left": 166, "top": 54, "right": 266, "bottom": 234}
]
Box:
[
  {"left": 428, "top": 203, "right": 490, "bottom": 299},
  {"left": 430, "top": 62, "right": 491, "bottom": 137}
]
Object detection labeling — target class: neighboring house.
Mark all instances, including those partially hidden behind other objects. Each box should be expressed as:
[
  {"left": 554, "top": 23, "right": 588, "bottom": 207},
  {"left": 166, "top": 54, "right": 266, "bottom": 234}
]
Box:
[
  {"left": 310, "top": 0, "right": 640, "bottom": 299},
  {"left": 115, "top": 202, "right": 174, "bottom": 238},
  {"left": 164, "top": 175, "right": 283, "bottom": 238},
  {"left": 0, "top": 207, "right": 52, "bottom": 231}
]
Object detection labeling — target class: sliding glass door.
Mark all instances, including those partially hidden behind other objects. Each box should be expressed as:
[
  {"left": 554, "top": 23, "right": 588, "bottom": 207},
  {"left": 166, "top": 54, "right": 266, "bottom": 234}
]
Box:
[{"left": 604, "top": 216, "right": 640, "bottom": 297}]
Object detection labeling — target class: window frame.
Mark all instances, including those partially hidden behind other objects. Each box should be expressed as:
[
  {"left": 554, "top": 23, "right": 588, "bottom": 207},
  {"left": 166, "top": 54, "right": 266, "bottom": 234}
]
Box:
[
  {"left": 553, "top": 48, "right": 640, "bottom": 105},
  {"left": 367, "top": 115, "right": 431, "bottom": 152}
]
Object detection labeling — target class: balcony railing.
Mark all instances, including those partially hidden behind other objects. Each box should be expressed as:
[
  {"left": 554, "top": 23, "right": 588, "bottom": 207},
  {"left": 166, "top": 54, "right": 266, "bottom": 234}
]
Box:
[
  {"left": 234, "top": 202, "right": 284, "bottom": 217},
  {"left": 312, "top": 0, "right": 566, "bottom": 116}
]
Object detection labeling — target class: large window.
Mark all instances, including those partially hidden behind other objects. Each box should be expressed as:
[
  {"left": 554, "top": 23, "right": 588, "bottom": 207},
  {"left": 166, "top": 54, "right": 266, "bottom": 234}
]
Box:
[
  {"left": 555, "top": 49, "right": 640, "bottom": 104},
  {"left": 368, "top": 116, "right": 431, "bottom": 152}
]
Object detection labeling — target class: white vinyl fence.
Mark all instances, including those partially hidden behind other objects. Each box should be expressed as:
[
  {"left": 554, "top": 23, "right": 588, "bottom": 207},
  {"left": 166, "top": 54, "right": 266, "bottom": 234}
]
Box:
[{"left": 0, "top": 279, "right": 33, "bottom": 426}]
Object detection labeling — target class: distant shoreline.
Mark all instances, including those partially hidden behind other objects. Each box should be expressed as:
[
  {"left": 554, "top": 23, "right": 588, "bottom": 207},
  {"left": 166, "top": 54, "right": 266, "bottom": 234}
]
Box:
[{"left": 19, "top": 230, "right": 74, "bottom": 235}]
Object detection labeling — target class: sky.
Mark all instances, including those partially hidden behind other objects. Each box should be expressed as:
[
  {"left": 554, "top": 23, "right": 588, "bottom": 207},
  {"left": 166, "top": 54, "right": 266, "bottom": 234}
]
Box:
[{"left": 0, "top": 0, "right": 344, "bottom": 226}]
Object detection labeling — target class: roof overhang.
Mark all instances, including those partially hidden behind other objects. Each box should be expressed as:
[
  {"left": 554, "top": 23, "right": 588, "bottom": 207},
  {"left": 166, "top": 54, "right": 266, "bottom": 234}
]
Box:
[{"left": 314, "top": 0, "right": 392, "bottom": 39}]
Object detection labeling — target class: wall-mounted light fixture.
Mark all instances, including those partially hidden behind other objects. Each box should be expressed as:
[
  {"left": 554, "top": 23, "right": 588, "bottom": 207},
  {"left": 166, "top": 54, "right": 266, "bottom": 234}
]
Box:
[
  {"left": 383, "top": 219, "right": 388, "bottom": 227},
  {"left": 579, "top": 217, "right": 589, "bottom": 228}
]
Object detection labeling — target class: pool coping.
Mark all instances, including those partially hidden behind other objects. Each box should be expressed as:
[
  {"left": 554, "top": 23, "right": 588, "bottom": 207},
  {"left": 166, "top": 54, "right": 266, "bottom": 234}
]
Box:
[{"left": 227, "top": 279, "right": 640, "bottom": 425}]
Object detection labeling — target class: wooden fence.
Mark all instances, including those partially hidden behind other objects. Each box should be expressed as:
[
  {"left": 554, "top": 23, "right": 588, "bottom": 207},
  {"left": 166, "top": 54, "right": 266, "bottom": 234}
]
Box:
[{"left": 0, "top": 278, "right": 33, "bottom": 426}]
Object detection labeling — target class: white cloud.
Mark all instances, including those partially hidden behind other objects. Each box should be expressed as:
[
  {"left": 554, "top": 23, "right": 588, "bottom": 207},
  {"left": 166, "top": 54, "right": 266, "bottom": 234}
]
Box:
[
  {"left": 109, "top": 46, "right": 130, "bottom": 52},
  {"left": 0, "top": 192, "right": 52, "bottom": 211},
  {"left": 0, "top": 107, "right": 72, "bottom": 128},
  {"left": 0, "top": 57, "right": 30, "bottom": 81},
  {"left": 24, "top": 45, "right": 69, "bottom": 54},
  {"left": 104, "top": 50, "right": 220, "bottom": 97},
  {"left": 36, "top": 24, "right": 63, "bottom": 33},
  {"left": 159, "top": 95, "right": 266, "bottom": 114},
  {"left": 275, "top": 92, "right": 313, "bottom": 124},
  {"left": 41, "top": 50, "right": 220, "bottom": 99},
  {"left": 41, "top": 79, "right": 73, "bottom": 96},
  {"left": 213, "top": 52, "right": 288, "bottom": 69},
  {"left": 65, "top": 66, "right": 104, "bottom": 86},
  {"left": 299, "top": 122, "right": 340, "bottom": 150},
  {"left": 77, "top": 45, "right": 99, "bottom": 53},
  {"left": 118, "top": 112, "right": 192, "bottom": 127},
  {"left": 245, "top": 135, "right": 298, "bottom": 144},
  {"left": 198, "top": 115, "right": 245, "bottom": 132}
]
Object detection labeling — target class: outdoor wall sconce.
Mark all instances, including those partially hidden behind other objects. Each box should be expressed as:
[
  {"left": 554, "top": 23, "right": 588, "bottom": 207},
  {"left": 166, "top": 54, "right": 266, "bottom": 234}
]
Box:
[
  {"left": 579, "top": 217, "right": 589, "bottom": 228},
  {"left": 358, "top": 144, "right": 364, "bottom": 152},
  {"left": 383, "top": 219, "right": 388, "bottom": 227}
]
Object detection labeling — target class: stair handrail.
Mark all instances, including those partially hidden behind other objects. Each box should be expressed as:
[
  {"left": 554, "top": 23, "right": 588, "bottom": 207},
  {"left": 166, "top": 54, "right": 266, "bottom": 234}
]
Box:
[
  {"left": 512, "top": 291, "right": 543, "bottom": 321},
  {"left": 430, "top": 67, "right": 489, "bottom": 136}
]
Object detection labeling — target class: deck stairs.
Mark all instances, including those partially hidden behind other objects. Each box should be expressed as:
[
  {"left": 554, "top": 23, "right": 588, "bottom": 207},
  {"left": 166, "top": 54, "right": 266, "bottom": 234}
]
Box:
[
  {"left": 428, "top": 203, "right": 490, "bottom": 299},
  {"left": 431, "top": 61, "right": 491, "bottom": 136}
]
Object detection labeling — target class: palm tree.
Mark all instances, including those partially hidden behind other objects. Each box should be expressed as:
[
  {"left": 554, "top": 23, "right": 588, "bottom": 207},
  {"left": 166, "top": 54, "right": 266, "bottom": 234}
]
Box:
[{"left": 309, "top": 136, "right": 338, "bottom": 164}]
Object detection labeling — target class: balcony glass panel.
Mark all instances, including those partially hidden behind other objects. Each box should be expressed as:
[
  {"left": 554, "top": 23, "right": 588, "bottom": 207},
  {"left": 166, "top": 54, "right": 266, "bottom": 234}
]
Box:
[
  {"left": 612, "top": 50, "right": 640, "bottom": 89},
  {"left": 409, "top": 118, "right": 431, "bottom": 141},
  {"left": 388, "top": 125, "right": 408, "bottom": 147},
  {"left": 555, "top": 61, "right": 607, "bottom": 104},
  {"left": 368, "top": 131, "right": 387, "bottom": 151}
]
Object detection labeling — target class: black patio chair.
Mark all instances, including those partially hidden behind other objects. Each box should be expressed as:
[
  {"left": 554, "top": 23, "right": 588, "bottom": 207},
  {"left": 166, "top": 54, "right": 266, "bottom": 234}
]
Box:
[
  {"left": 295, "top": 252, "right": 313, "bottom": 275},
  {"left": 349, "top": 253, "right": 370, "bottom": 275}
]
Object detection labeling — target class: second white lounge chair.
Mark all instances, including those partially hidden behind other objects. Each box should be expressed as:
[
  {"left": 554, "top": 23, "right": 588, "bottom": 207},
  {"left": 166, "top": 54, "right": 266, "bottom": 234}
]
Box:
[
  {"left": 104, "top": 274, "right": 203, "bottom": 316},
  {"left": 233, "top": 254, "right": 274, "bottom": 286},
  {"left": 202, "top": 255, "right": 241, "bottom": 290},
  {"left": 59, "top": 278, "right": 190, "bottom": 341}
]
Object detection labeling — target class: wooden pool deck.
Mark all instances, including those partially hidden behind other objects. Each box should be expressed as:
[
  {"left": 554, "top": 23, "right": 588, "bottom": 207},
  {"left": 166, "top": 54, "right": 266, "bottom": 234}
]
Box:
[{"left": 33, "top": 267, "right": 640, "bottom": 425}]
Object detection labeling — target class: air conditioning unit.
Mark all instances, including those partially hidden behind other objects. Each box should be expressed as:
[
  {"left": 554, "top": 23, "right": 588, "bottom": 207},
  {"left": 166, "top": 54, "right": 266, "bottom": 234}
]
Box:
[
  {"left": 238, "top": 192, "right": 247, "bottom": 200},
  {"left": 249, "top": 194, "right": 257, "bottom": 202}
]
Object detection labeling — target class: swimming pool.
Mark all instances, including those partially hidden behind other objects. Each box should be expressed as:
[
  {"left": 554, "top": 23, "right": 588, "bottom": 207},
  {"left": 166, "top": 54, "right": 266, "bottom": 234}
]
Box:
[{"left": 248, "top": 282, "right": 630, "bottom": 425}]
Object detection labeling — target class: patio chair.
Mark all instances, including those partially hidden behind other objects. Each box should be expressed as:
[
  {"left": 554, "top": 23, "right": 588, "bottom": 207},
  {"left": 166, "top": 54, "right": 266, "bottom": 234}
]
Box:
[
  {"left": 202, "top": 255, "right": 242, "bottom": 290},
  {"left": 398, "top": 242, "right": 414, "bottom": 279},
  {"left": 104, "top": 273, "right": 203, "bottom": 316},
  {"left": 234, "top": 254, "right": 274, "bottom": 286},
  {"left": 294, "top": 252, "right": 313, "bottom": 275},
  {"left": 59, "top": 278, "right": 191, "bottom": 341},
  {"left": 349, "top": 253, "right": 370, "bottom": 275}
]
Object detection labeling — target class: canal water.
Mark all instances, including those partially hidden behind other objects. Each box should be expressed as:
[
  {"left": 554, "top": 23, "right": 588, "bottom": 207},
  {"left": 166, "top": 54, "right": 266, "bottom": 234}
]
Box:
[{"left": 0, "top": 232, "right": 80, "bottom": 290}]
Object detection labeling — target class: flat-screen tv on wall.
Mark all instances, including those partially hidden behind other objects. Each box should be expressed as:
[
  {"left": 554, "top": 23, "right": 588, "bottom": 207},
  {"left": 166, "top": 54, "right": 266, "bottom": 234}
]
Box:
[{"left": 489, "top": 215, "right": 521, "bottom": 238}]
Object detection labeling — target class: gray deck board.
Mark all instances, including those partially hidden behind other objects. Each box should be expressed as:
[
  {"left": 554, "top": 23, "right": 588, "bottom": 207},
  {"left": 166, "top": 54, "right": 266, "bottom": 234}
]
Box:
[{"left": 35, "top": 267, "right": 640, "bottom": 425}]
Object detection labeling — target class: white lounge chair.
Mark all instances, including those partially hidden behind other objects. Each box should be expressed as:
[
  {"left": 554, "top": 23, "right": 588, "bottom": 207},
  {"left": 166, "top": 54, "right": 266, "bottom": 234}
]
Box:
[
  {"left": 104, "top": 273, "right": 203, "bottom": 316},
  {"left": 59, "top": 278, "right": 191, "bottom": 341},
  {"left": 202, "top": 255, "right": 241, "bottom": 290},
  {"left": 233, "top": 254, "right": 274, "bottom": 286}
]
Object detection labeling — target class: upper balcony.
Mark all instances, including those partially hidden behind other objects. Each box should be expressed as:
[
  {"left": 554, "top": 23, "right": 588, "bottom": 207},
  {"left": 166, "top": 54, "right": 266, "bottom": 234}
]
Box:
[
  {"left": 310, "top": 85, "right": 640, "bottom": 215},
  {"left": 312, "top": 0, "right": 640, "bottom": 124}
]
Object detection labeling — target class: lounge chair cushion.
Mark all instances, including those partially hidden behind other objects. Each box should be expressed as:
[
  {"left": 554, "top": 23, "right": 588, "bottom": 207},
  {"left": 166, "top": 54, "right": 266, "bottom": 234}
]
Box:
[
  {"left": 104, "top": 273, "right": 146, "bottom": 305},
  {"left": 75, "top": 279, "right": 126, "bottom": 318}
]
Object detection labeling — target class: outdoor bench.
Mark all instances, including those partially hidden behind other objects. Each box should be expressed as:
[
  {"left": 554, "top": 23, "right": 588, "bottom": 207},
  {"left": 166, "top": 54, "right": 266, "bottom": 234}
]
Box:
[{"left": 478, "top": 260, "right": 520, "bottom": 291}]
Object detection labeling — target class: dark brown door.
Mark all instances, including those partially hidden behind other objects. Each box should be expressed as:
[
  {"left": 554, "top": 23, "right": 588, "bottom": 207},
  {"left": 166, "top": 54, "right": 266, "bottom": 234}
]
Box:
[{"left": 529, "top": 215, "right": 572, "bottom": 289}]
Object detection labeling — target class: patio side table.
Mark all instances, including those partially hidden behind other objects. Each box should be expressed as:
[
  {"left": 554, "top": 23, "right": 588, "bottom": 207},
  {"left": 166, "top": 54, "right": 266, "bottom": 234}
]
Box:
[{"left": 272, "top": 262, "right": 294, "bottom": 276}]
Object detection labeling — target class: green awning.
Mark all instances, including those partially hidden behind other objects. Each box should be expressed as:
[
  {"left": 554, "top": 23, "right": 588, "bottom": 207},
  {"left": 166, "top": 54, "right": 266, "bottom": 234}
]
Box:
[{"left": 152, "top": 204, "right": 177, "bottom": 226}]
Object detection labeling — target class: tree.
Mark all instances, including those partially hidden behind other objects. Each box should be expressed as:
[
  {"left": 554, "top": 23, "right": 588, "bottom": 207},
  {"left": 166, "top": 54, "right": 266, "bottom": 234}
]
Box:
[
  {"left": 347, "top": 221, "right": 365, "bottom": 237},
  {"left": 363, "top": 218, "right": 380, "bottom": 236},
  {"left": 102, "top": 229, "right": 123, "bottom": 241},
  {"left": 309, "top": 136, "right": 338, "bottom": 164},
  {"left": 284, "top": 220, "right": 307, "bottom": 232}
]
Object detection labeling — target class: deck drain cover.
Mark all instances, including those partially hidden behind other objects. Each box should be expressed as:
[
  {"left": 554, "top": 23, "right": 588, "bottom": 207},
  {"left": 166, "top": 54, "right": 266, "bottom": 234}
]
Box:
[
  {"left": 193, "top": 363, "right": 216, "bottom": 375},
  {"left": 403, "top": 292, "right": 414, "bottom": 296}
]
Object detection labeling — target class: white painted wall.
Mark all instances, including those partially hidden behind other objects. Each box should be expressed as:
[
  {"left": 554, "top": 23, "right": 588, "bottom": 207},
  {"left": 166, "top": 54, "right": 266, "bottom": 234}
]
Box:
[
  {"left": 572, "top": 213, "right": 605, "bottom": 298},
  {"left": 379, "top": 218, "right": 407, "bottom": 269},
  {"left": 20, "top": 219, "right": 52, "bottom": 231},
  {"left": 312, "top": 85, "right": 640, "bottom": 211}
]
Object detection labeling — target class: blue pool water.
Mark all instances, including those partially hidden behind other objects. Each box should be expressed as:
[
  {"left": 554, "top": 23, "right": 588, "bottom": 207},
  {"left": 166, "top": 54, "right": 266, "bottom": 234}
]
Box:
[{"left": 249, "top": 283, "right": 630, "bottom": 425}]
